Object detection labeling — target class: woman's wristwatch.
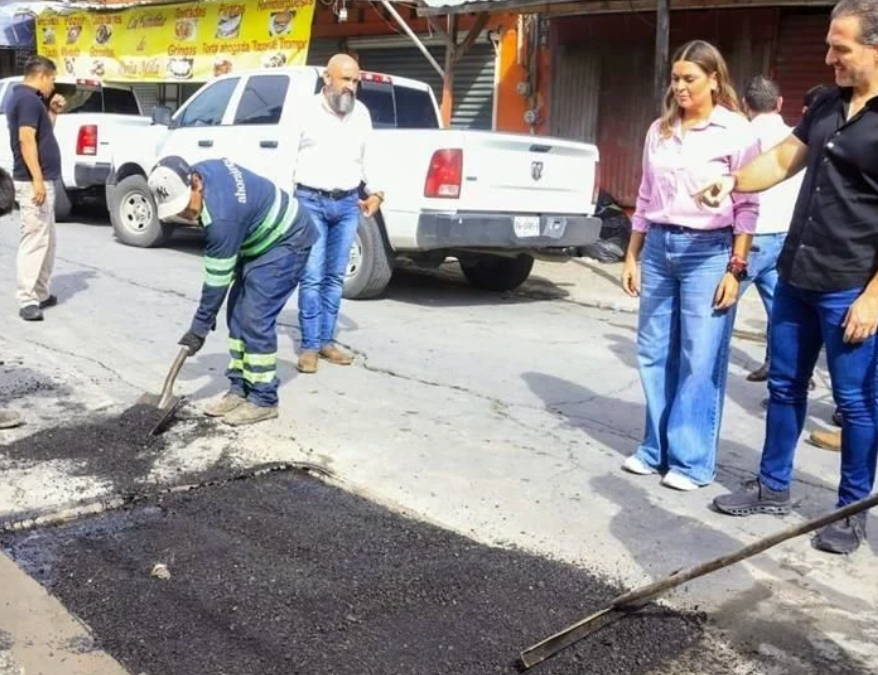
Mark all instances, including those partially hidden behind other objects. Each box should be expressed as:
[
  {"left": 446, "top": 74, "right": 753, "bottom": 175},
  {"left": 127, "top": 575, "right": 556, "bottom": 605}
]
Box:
[{"left": 726, "top": 254, "right": 748, "bottom": 281}]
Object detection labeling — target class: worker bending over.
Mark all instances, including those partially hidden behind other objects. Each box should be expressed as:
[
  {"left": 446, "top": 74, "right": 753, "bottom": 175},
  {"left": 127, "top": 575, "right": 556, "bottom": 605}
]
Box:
[{"left": 148, "top": 156, "right": 317, "bottom": 426}]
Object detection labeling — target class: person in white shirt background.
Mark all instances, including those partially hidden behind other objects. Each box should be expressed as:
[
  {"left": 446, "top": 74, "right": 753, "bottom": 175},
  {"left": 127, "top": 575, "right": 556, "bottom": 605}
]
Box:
[
  {"left": 292, "top": 53, "right": 384, "bottom": 375},
  {"left": 738, "top": 76, "right": 805, "bottom": 382}
]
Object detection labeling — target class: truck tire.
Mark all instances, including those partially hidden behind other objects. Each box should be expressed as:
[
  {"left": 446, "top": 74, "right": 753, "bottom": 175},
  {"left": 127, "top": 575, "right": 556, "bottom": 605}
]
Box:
[
  {"left": 343, "top": 214, "right": 393, "bottom": 300},
  {"left": 53, "top": 181, "right": 72, "bottom": 222},
  {"left": 109, "top": 174, "right": 172, "bottom": 248},
  {"left": 460, "top": 254, "right": 535, "bottom": 292}
]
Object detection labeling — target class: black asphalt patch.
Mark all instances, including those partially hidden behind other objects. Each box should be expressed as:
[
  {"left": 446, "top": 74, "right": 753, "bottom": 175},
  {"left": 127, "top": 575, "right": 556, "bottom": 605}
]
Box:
[
  {"left": 1, "top": 471, "right": 726, "bottom": 675},
  {"left": 0, "top": 404, "right": 223, "bottom": 494}
]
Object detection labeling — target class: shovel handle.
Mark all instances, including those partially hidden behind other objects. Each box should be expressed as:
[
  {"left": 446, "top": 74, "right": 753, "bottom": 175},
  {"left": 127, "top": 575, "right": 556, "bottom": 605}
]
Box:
[{"left": 157, "top": 346, "right": 190, "bottom": 409}]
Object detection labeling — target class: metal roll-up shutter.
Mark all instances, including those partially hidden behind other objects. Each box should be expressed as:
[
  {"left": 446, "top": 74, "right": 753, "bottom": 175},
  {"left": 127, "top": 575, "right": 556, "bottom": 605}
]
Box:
[
  {"left": 550, "top": 45, "right": 601, "bottom": 143},
  {"left": 130, "top": 83, "right": 161, "bottom": 117},
  {"left": 306, "top": 38, "right": 343, "bottom": 69},
  {"left": 356, "top": 42, "right": 496, "bottom": 129},
  {"left": 773, "top": 9, "right": 833, "bottom": 126}
]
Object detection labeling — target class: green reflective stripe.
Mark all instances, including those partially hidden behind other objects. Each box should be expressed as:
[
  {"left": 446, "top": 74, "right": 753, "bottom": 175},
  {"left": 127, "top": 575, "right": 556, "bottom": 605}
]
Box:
[
  {"left": 205, "top": 270, "right": 234, "bottom": 287},
  {"left": 228, "top": 358, "right": 243, "bottom": 372},
  {"left": 243, "top": 368, "right": 275, "bottom": 384},
  {"left": 229, "top": 338, "right": 244, "bottom": 353},
  {"left": 243, "top": 352, "right": 276, "bottom": 366},
  {"left": 202, "top": 204, "right": 213, "bottom": 227},
  {"left": 205, "top": 254, "right": 237, "bottom": 274},
  {"left": 241, "top": 187, "right": 282, "bottom": 250},
  {"left": 241, "top": 204, "right": 296, "bottom": 258}
]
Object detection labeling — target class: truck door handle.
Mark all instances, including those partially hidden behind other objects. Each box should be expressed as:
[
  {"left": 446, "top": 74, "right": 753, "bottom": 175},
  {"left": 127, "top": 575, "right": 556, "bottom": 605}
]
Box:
[
  {"left": 198, "top": 139, "right": 213, "bottom": 147},
  {"left": 260, "top": 140, "right": 278, "bottom": 148}
]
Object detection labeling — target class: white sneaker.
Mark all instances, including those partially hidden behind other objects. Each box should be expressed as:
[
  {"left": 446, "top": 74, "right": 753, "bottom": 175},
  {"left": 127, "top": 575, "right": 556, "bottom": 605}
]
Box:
[
  {"left": 661, "top": 472, "right": 700, "bottom": 491},
  {"left": 622, "top": 456, "right": 657, "bottom": 476}
]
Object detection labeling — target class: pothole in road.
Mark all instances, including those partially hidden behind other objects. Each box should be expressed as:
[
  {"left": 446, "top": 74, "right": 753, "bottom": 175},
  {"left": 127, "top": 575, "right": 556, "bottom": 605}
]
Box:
[{"left": 1, "top": 470, "right": 722, "bottom": 675}]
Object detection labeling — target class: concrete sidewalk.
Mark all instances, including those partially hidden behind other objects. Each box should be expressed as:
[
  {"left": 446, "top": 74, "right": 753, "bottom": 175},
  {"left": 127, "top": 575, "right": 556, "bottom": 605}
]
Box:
[{"left": 0, "top": 551, "right": 130, "bottom": 675}]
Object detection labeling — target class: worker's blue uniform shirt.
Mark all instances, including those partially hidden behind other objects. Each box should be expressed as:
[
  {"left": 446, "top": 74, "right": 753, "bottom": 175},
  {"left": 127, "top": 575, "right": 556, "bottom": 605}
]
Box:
[{"left": 190, "top": 158, "right": 318, "bottom": 337}]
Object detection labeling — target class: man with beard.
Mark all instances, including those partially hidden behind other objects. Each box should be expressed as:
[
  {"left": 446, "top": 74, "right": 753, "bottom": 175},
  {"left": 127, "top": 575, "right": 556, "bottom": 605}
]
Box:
[{"left": 292, "top": 53, "right": 383, "bottom": 374}]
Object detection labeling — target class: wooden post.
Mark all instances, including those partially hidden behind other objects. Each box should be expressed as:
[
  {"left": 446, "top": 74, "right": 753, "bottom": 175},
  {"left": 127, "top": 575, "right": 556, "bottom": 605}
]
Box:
[
  {"left": 440, "top": 14, "right": 459, "bottom": 127},
  {"left": 654, "top": 0, "right": 670, "bottom": 115}
]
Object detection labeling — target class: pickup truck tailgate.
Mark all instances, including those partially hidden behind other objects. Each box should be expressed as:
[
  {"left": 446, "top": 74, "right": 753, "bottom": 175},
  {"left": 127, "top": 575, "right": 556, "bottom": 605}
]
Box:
[{"left": 458, "top": 132, "right": 599, "bottom": 215}]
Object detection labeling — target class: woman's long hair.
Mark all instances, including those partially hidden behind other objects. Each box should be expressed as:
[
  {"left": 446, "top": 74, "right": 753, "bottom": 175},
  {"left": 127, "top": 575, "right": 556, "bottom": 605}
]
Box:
[{"left": 659, "top": 40, "right": 739, "bottom": 138}]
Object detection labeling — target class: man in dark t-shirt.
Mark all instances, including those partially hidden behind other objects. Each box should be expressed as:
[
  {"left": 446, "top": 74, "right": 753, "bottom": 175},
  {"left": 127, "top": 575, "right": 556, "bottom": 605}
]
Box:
[{"left": 6, "top": 55, "right": 65, "bottom": 322}]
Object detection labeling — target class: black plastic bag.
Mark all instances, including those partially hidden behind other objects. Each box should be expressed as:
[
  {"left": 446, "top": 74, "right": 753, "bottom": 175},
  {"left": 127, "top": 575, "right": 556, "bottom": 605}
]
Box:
[{"left": 580, "top": 190, "right": 632, "bottom": 263}]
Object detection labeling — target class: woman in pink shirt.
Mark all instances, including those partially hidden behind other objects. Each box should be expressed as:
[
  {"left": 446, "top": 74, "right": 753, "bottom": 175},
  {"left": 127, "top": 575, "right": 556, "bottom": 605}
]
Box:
[{"left": 620, "top": 40, "right": 759, "bottom": 491}]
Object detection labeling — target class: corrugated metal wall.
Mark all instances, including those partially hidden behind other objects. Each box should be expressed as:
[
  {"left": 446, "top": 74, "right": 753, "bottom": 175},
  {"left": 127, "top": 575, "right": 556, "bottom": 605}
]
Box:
[
  {"left": 308, "top": 38, "right": 496, "bottom": 129},
  {"left": 550, "top": 8, "right": 777, "bottom": 207},
  {"left": 550, "top": 45, "right": 600, "bottom": 142},
  {"left": 130, "top": 83, "right": 160, "bottom": 116},
  {"left": 773, "top": 9, "right": 832, "bottom": 126}
]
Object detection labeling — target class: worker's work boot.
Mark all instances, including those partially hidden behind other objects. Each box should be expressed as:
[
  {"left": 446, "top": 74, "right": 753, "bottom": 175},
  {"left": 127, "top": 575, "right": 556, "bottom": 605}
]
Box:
[
  {"left": 713, "top": 478, "right": 792, "bottom": 517},
  {"left": 813, "top": 512, "right": 867, "bottom": 554},
  {"left": 0, "top": 409, "right": 22, "bottom": 429},
  {"left": 204, "top": 391, "right": 246, "bottom": 417},
  {"left": 808, "top": 428, "right": 841, "bottom": 452},
  {"left": 297, "top": 350, "right": 318, "bottom": 374},
  {"left": 746, "top": 362, "right": 769, "bottom": 382},
  {"left": 319, "top": 344, "right": 354, "bottom": 366},
  {"left": 222, "top": 401, "right": 278, "bottom": 427}
]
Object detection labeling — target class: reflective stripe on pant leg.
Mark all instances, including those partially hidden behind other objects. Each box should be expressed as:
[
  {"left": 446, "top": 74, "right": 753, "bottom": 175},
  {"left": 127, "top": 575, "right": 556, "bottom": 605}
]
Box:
[
  {"left": 225, "top": 279, "right": 247, "bottom": 397},
  {"left": 240, "top": 244, "right": 310, "bottom": 407}
]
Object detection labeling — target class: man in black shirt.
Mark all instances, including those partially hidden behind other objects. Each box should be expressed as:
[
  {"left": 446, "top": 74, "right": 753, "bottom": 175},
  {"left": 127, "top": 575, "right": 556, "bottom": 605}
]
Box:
[
  {"left": 697, "top": 0, "right": 878, "bottom": 554},
  {"left": 6, "top": 55, "right": 65, "bottom": 322}
]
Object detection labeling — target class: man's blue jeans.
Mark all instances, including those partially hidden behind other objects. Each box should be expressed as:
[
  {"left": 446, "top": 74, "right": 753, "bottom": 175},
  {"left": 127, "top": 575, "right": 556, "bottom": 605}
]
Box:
[
  {"left": 760, "top": 280, "right": 878, "bottom": 506},
  {"left": 634, "top": 225, "right": 736, "bottom": 485},
  {"left": 739, "top": 232, "right": 786, "bottom": 362},
  {"left": 296, "top": 189, "right": 360, "bottom": 351}
]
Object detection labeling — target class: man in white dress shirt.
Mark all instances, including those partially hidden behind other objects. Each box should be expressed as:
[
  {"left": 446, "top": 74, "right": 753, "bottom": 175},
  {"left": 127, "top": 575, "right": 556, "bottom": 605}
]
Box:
[
  {"left": 739, "top": 76, "right": 804, "bottom": 382},
  {"left": 293, "top": 53, "right": 384, "bottom": 374}
]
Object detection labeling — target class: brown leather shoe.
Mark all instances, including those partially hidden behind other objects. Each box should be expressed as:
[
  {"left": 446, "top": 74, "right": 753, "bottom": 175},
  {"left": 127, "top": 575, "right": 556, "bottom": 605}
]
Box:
[
  {"left": 319, "top": 344, "right": 353, "bottom": 366},
  {"left": 808, "top": 428, "right": 841, "bottom": 452},
  {"left": 297, "top": 350, "right": 318, "bottom": 374},
  {"left": 747, "top": 362, "right": 769, "bottom": 382}
]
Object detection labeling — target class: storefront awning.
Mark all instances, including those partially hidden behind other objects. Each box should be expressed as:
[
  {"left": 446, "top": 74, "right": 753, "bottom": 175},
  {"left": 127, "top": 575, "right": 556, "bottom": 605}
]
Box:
[{"left": 416, "top": 0, "right": 835, "bottom": 17}]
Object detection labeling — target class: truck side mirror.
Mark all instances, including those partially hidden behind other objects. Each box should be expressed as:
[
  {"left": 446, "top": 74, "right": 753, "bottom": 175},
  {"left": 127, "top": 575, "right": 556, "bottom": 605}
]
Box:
[{"left": 152, "top": 106, "right": 172, "bottom": 127}]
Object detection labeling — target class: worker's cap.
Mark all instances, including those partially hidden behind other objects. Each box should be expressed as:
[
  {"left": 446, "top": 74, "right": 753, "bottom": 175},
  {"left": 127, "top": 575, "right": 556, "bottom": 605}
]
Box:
[{"left": 148, "top": 155, "right": 192, "bottom": 220}]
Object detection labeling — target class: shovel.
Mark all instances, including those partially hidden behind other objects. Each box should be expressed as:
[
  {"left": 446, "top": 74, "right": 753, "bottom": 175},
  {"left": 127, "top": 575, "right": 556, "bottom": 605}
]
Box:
[
  {"left": 518, "top": 491, "right": 878, "bottom": 670},
  {"left": 138, "top": 346, "right": 190, "bottom": 436}
]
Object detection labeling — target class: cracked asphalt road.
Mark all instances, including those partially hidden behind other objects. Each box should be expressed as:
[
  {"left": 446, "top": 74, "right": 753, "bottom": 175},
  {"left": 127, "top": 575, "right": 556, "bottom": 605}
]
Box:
[{"left": 0, "top": 214, "right": 877, "bottom": 673}]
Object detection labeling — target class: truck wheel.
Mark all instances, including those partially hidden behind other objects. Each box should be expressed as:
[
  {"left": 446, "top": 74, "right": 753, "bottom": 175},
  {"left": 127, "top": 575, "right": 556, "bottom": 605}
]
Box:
[
  {"left": 53, "top": 181, "right": 72, "bottom": 222},
  {"left": 343, "top": 215, "right": 393, "bottom": 300},
  {"left": 460, "top": 254, "right": 535, "bottom": 292},
  {"left": 109, "top": 174, "right": 171, "bottom": 248}
]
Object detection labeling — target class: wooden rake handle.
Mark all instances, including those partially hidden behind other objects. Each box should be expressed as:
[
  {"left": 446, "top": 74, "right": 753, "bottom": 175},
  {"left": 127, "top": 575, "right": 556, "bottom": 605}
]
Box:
[{"left": 519, "top": 492, "right": 878, "bottom": 670}]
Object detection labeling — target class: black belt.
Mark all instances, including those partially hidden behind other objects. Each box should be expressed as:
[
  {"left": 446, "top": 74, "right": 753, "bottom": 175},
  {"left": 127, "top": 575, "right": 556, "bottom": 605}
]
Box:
[
  {"left": 297, "top": 184, "right": 358, "bottom": 200},
  {"left": 651, "top": 223, "right": 732, "bottom": 235}
]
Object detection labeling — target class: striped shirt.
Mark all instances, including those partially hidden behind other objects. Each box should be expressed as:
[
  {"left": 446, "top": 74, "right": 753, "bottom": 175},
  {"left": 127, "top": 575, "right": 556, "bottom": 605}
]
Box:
[{"left": 189, "top": 158, "right": 318, "bottom": 337}]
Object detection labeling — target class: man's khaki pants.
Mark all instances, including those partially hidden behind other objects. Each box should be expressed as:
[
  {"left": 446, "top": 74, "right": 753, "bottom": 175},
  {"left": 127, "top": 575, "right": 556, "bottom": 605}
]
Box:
[{"left": 14, "top": 181, "right": 56, "bottom": 308}]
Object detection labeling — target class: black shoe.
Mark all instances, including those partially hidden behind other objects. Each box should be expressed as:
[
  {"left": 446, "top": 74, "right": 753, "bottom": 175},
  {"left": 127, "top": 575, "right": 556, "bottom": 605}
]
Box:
[
  {"left": 747, "top": 362, "right": 769, "bottom": 382},
  {"left": 714, "top": 478, "right": 792, "bottom": 517},
  {"left": 19, "top": 305, "right": 43, "bottom": 322},
  {"left": 39, "top": 295, "right": 57, "bottom": 309},
  {"left": 832, "top": 408, "right": 844, "bottom": 427},
  {"left": 814, "top": 512, "right": 867, "bottom": 554}
]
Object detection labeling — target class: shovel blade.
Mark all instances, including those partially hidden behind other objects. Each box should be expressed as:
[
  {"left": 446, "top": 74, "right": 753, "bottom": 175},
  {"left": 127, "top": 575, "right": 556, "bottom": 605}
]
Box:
[{"left": 150, "top": 396, "right": 184, "bottom": 436}]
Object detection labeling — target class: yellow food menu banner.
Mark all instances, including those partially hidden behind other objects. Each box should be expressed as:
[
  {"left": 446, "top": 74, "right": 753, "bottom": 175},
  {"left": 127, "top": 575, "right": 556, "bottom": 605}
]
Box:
[{"left": 36, "top": 0, "right": 316, "bottom": 82}]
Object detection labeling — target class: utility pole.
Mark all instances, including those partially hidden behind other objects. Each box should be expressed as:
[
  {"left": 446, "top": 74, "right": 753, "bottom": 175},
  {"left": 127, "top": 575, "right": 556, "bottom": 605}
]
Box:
[{"left": 654, "top": 0, "right": 670, "bottom": 115}]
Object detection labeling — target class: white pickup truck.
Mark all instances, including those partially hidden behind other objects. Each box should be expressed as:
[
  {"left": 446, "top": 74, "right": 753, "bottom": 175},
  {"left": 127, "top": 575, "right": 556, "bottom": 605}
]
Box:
[
  {"left": 107, "top": 66, "right": 602, "bottom": 298},
  {"left": 0, "top": 76, "right": 151, "bottom": 220}
]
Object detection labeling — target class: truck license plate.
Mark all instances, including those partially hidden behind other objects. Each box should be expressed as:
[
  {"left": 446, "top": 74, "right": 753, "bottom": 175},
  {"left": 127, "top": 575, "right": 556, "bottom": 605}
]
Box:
[{"left": 514, "top": 216, "right": 540, "bottom": 238}]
